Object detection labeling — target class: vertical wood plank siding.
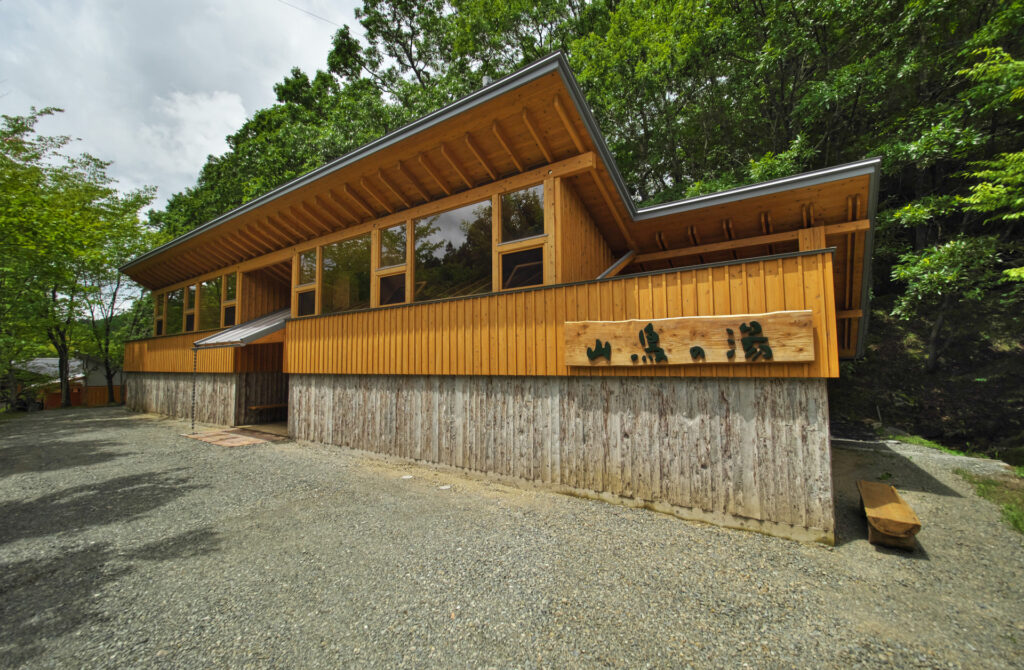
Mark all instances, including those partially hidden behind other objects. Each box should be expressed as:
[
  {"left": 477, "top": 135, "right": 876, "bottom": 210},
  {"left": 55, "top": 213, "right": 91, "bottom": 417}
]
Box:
[
  {"left": 290, "top": 374, "right": 834, "bottom": 541},
  {"left": 286, "top": 251, "right": 839, "bottom": 379},
  {"left": 558, "top": 179, "right": 613, "bottom": 283},
  {"left": 124, "top": 331, "right": 234, "bottom": 373},
  {"left": 240, "top": 268, "right": 290, "bottom": 322},
  {"left": 234, "top": 343, "right": 284, "bottom": 373}
]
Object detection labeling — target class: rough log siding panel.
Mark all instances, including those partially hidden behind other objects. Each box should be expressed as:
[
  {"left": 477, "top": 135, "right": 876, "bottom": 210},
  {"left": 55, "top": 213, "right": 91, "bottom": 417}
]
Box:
[
  {"left": 289, "top": 374, "right": 834, "bottom": 540},
  {"left": 124, "top": 372, "right": 238, "bottom": 426},
  {"left": 286, "top": 252, "right": 839, "bottom": 379},
  {"left": 558, "top": 178, "right": 613, "bottom": 283},
  {"left": 124, "top": 331, "right": 233, "bottom": 373}
]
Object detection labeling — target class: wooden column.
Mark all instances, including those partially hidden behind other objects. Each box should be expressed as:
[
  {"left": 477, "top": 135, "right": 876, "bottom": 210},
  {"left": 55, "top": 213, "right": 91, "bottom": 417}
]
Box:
[
  {"left": 370, "top": 227, "right": 381, "bottom": 308},
  {"left": 491, "top": 193, "right": 502, "bottom": 291},
  {"left": 798, "top": 226, "right": 826, "bottom": 251},
  {"left": 543, "top": 177, "right": 557, "bottom": 284}
]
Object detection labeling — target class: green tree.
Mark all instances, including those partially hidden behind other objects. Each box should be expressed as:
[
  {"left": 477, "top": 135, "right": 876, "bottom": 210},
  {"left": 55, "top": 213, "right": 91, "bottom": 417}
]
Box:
[{"left": 0, "top": 109, "right": 155, "bottom": 407}]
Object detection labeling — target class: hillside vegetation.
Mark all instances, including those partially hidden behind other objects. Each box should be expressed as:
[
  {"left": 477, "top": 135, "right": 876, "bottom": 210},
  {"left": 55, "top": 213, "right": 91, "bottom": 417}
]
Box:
[{"left": 10, "top": 0, "right": 1020, "bottom": 452}]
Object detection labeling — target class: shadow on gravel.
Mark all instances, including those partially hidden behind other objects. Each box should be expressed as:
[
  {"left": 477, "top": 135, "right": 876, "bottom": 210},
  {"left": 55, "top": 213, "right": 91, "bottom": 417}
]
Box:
[
  {"left": 0, "top": 470, "right": 205, "bottom": 546},
  {"left": 0, "top": 528, "right": 222, "bottom": 667},
  {"left": 0, "top": 406, "right": 123, "bottom": 435},
  {"left": 0, "top": 440, "right": 130, "bottom": 479},
  {"left": 831, "top": 444, "right": 958, "bottom": 549}
]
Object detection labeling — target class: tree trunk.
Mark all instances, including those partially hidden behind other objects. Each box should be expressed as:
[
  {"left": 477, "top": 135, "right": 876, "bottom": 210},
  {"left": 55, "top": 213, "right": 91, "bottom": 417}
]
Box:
[
  {"left": 924, "top": 295, "right": 951, "bottom": 373},
  {"left": 105, "top": 362, "right": 117, "bottom": 404},
  {"left": 59, "top": 349, "right": 70, "bottom": 407}
]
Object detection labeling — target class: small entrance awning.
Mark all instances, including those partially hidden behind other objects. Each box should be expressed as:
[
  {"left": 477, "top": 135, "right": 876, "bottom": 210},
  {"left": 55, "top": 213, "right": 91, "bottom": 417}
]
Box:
[{"left": 193, "top": 309, "right": 289, "bottom": 349}]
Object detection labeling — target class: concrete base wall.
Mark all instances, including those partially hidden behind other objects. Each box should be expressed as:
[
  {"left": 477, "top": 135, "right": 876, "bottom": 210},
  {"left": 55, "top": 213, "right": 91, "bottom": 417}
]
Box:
[
  {"left": 125, "top": 372, "right": 287, "bottom": 427},
  {"left": 289, "top": 374, "right": 834, "bottom": 542}
]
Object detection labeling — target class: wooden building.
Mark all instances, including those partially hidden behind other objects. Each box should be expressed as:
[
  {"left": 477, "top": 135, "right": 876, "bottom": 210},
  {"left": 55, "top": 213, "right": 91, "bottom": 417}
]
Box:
[{"left": 121, "top": 53, "right": 878, "bottom": 543}]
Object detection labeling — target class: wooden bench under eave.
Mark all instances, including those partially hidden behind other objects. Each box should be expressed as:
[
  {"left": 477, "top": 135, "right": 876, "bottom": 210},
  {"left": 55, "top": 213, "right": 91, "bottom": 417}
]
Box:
[{"left": 857, "top": 480, "right": 922, "bottom": 550}]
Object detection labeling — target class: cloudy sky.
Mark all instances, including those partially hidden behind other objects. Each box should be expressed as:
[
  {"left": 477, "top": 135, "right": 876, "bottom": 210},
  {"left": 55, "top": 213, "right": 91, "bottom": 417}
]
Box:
[{"left": 1, "top": 0, "right": 364, "bottom": 210}]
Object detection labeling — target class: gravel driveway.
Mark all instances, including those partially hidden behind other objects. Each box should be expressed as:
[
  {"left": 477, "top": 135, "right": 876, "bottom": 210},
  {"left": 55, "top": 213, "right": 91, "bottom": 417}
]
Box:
[{"left": 1, "top": 407, "right": 1021, "bottom": 669}]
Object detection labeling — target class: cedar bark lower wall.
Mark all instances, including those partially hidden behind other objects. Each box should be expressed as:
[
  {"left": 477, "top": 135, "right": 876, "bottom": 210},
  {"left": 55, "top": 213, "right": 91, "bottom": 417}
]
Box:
[
  {"left": 289, "top": 373, "right": 834, "bottom": 542},
  {"left": 125, "top": 372, "right": 238, "bottom": 425},
  {"left": 125, "top": 371, "right": 287, "bottom": 426}
]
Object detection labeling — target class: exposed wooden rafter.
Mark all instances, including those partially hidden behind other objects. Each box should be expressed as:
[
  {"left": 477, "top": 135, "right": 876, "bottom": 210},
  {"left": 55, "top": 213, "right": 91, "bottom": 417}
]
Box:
[
  {"left": 244, "top": 224, "right": 278, "bottom": 251},
  {"left": 343, "top": 183, "right": 378, "bottom": 218},
  {"left": 521, "top": 107, "right": 553, "bottom": 163},
  {"left": 360, "top": 177, "right": 394, "bottom": 214},
  {"left": 397, "top": 160, "right": 430, "bottom": 202},
  {"left": 266, "top": 213, "right": 302, "bottom": 241},
  {"left": 313, "top": 194, "right": 353, "bottom": 227},
  {"left": 553, "top": 95, "right": 584, "bottom": 154},
  {"left": 254, "top": 218, "right": 289, "bottom": 246},
  {"left": 326, "top": 189, "right": 362, "bottom": 224},
  {"left": 277, "top": 210, "right": 318, "bottom": 238},
  {"left": 490, "top": 121, "right": 523, "bottom": 172},
  {"left": 760, "top": 212, "right": 775, "bottom": 254},
  {"left": 301, "top": 202, "right": 337, "bottom": 232},
  {"left": 589, "top": 169, "right": 636, "bottom": 250},
  {"left": 463, "top": 133, "right": 497, "bottom": 181},
  {"left": 417, "top": 153, "right": 452, "bottom": 196},
  {"left": 376, "top": 169, "right": 411, "bottom": 209},
  {"left": 289, "top": 206, "right": 330, "bottom": 234},
  {"left": 440, "top": 143, "right": 473, "bottom": 189},
  {"left": 144, "top": 153, "right": 596, "bottom": 291}
]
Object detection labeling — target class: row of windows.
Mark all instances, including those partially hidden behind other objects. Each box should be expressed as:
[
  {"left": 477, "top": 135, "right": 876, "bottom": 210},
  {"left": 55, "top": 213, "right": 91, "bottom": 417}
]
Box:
[
  {"left": 293, "top": 183, "right": 546, "bottom": 318},
  {"left": 154, "top": 272, "right": 237, "bottom": 335},
  {"left": 151, "top": 184, "right": 547, "bottom": 332}
]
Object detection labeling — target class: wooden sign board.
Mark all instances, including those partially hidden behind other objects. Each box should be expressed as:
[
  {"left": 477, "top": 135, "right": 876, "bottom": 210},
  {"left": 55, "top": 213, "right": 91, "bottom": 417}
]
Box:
[{"left": 564, "top": 310, "right": 815, "bottom": 366}]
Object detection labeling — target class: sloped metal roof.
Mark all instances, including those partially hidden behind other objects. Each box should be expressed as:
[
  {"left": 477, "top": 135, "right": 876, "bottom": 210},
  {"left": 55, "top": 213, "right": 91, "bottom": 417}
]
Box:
[{"left": 192, "top": 309, "right": 289, "bottom": 349}]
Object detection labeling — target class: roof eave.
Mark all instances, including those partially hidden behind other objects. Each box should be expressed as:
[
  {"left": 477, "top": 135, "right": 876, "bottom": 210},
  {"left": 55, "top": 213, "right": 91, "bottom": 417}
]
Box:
[{"left": 121, "top": 52, "right": 571, "bottom": 274}]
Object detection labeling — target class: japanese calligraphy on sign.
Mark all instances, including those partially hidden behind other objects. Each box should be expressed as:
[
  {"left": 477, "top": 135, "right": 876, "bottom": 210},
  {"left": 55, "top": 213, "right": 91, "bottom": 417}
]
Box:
[{"left": 564, "top": 311, "right": 815, "bottom": 366}]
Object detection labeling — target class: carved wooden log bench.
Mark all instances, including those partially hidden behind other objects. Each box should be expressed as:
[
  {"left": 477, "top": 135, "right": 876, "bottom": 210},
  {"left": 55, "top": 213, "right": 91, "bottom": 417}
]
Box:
[{"left": 857, "top": 480, "right": 922, "bottom": 550}]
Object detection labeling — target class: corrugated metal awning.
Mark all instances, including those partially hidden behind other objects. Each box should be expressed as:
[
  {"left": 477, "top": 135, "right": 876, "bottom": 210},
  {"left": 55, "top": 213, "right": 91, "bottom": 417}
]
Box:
[{"left": 193, "top": 309, "right": 289, "bottom": 349}]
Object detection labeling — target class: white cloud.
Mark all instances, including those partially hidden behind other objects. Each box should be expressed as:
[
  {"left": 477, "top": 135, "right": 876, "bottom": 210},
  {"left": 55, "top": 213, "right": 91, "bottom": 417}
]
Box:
[
  {"left": 135, "top": 91, "right": 248, "bottom": 187},
  {"left": 0, "top": 0, "right": 363, "bottom": 210}
]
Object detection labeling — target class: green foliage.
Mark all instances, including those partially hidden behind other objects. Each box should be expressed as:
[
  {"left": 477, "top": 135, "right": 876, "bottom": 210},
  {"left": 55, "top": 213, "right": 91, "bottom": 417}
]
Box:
[
  {"left": 956, "top": 469, "right": 1024, "bottom": 534},
  {"left": 0, "top": 108, "right": 155, "bottom": 405},
  {"left": 892, "top": 236, "right": 1004, "bottom": 318},
  {"left": 136, "top": 0, "right": 1024, "bottom": 446}
]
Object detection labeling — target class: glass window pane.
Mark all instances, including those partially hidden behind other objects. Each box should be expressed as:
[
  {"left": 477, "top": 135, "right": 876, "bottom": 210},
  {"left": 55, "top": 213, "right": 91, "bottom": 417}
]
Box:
[
  {"left": 322, "top": 234, "right": 371, "bottom": 314},
  {"left": 379, "top": 273, "right": 406, "bottom": 305},
  {"left": 155, "top": 320, "right": 163, "bottom": 336},
  {"left": 186, "top": 285, "right": 196, "bottom": 311},
  {"left": 501, "top": 184, "right": 544, "bottom": 242},
  {"left": 154, "top": 293, "right": 164, "bottom": 316},
  {"left": 166, "top": 289, "right": 183, "bottom": 335},
  {"left": 225, "top": 272, "right": 237, "bottom": 301},
  {"left": 414, "top": 199, "right": 492, "bottom": 302},
  {"left": 185, "top": 313, "right": 195, "bottom": 332},
  {"left": 199, "top": 277, "right": 222, "bottom": 330},
  {"left": 297, "top": 290, "right": 316, "bottom": 316},
  {"left": 502, "top": 247, "right": 544, "bottom": 289},
  {"left": 298, "top": 250, "right": 317, "bottom": 285},
  {"left": 379, "top": 223, "right": 407, "bottom": 268},
  {"left": 223, "top": 305, "right": 236, "bottom": 327}
]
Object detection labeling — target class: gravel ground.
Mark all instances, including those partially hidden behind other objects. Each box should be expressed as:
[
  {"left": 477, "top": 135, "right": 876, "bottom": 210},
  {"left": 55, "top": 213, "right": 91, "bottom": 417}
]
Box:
[{"left": 1, "top": 407, "right": 1022, "bottom": 669}]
